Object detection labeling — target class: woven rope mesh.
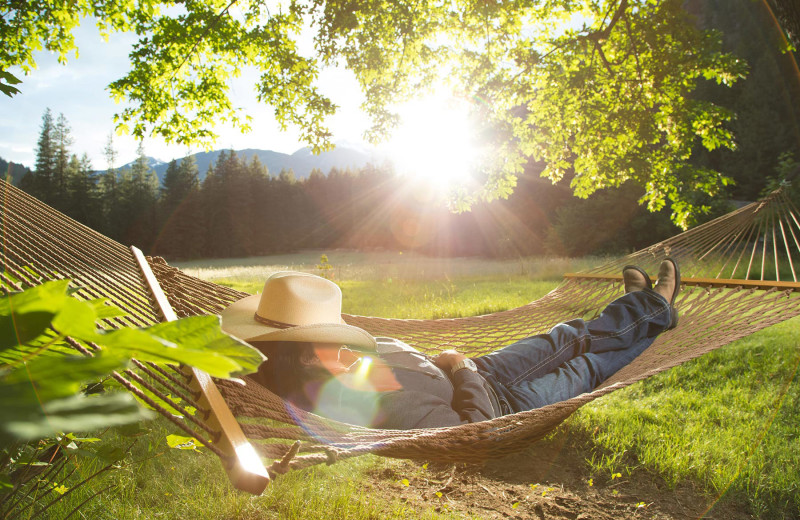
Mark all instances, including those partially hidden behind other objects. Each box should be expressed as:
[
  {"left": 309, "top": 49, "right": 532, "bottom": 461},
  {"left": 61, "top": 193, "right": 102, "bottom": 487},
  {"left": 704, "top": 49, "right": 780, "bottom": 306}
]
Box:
[{"left": 2, "top": 179, "right": 800, "bottom": 472}]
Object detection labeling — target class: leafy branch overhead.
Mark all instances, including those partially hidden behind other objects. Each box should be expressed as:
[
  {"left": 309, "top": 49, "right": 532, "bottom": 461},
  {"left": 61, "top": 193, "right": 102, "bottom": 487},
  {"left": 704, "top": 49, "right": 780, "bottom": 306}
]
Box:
[
  {"left": 2, "top": 0, "right": 750, "bottom": 226},
  {"left": 0, "top": 280, "right": 264, "bottom": 443}
]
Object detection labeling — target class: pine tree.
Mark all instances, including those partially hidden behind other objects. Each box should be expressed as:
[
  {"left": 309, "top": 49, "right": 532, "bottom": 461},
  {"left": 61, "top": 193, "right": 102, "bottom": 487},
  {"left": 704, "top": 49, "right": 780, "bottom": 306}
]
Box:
[
  {"left": 51, "top": 112, "right": 73, "bottom": 210},
  {"left": 176, "top": 155, "right": 204, "bottom": 257},
  {"left": 99, "top": 133, "right": 123, "bottom": 239},
  {"left": 201, "top": 150, "right": 267, "bottom": 257},
  {"left": 119, "top": 142, "right": 159, "bottom": 250},
  {"left": 35, "top": 108, "right": 56, "bottom": 179},
  {"left": 278, "top": 168, "right": 296, "bottom": 184},
  {"left": 161, "top": 156, "right": 199, "bottom": 208},
  {"left": 21, "top": 108, "right": 56, "bottom": 202},
  {"left": 154, "top": 155, "right": 203, "bottom": 258},
  {"left": 200, "top": 153, "right": 227, "bottom": 257},
  {"left": 224, "top": 151, "right": 252, "bottom": 255},
  {"left": 66, "top": 153, "right": 101, "bottom": 230},
  {"left": 301, "top": 167, "right": 333, "bottom": 247},
  {"left": 248, "top": 155, "right": 281, "bottom": 254}
]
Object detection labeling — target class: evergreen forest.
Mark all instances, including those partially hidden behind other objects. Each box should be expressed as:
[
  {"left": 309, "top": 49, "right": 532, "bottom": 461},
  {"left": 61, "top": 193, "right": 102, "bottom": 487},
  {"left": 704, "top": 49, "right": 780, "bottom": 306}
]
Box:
[
  {"left": 4, "top": 118, "right": 689, "bottom": 260},
  {"left": 3, "top": 0, "right": 799, "bottom": 261}
]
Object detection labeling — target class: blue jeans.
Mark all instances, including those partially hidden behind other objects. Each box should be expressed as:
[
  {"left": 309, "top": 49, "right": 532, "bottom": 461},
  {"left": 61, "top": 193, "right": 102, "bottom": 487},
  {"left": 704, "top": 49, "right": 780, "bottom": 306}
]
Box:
[{"left": 474, "top": 289, "right": 672, "bottom": 414}]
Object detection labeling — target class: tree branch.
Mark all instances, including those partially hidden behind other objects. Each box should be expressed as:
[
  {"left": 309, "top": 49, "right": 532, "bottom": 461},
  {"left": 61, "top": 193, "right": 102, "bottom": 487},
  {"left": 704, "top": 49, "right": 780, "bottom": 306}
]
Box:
[
  {"left": 594, "top": 41, "right": 615, "bottom": 75},
  {"left": 586, "top": 0, "right": 629, "bottom": 42}
]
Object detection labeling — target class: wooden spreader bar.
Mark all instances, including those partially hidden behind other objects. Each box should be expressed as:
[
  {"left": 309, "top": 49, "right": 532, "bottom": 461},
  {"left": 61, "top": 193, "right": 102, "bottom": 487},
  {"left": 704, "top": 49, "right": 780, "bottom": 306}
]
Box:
[
  {"left": 132, "top": 246, "right": 271, "bottom": 495},
  {"left": 564, "top": 273, "right": 800, "bottom": 291}
]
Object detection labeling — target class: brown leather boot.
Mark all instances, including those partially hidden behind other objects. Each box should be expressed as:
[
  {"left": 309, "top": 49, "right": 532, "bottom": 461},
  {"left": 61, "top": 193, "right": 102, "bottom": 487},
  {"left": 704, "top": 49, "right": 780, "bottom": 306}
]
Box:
[
  {"left": 622, "top": 265, "right": 652, "bottom": 293},
  {"left": 653, "top": 257, "right": 681, "bottom": 329}
]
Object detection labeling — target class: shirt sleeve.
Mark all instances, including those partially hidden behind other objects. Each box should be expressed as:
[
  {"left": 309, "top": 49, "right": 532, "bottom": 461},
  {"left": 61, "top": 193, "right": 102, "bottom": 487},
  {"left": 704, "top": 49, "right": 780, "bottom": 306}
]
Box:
[
  {"left": 374, "top": 370, "right": 496, "bottom": 429},
  {"left": 450, "top": 369, "right": 497, "bottom": 423}
]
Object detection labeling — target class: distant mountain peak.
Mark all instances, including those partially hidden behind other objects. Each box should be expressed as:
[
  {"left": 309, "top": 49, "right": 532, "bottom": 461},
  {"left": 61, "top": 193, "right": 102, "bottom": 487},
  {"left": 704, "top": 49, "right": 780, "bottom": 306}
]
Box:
[
  {"left": 148, "top": 157, "right": 167, "bottom": 167},
  {"left": 114, "top": 144, "right": 381, "bottom": 185},
  {"left": 291, "top": 147, "right": 314, "bottom": 157}
]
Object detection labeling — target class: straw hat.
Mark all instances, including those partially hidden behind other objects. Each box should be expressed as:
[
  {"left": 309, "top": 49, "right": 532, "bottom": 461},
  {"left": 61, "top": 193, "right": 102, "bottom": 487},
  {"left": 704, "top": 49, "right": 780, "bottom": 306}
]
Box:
[{"left": 220, "top": 271, "right": 376, "bottom": 350}]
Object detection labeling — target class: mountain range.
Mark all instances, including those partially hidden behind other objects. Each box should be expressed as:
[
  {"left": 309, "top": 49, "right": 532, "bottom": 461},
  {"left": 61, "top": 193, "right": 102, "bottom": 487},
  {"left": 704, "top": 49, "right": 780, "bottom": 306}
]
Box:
[{"left": 120, "top": 143, "right": 388, "bottom": 184}]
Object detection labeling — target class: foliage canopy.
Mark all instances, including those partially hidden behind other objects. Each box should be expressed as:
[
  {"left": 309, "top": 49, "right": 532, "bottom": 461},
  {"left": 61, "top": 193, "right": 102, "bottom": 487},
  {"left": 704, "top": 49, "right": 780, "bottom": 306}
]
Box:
[{"left": 2, "top": 0, "right": 748, "bottom": 226}]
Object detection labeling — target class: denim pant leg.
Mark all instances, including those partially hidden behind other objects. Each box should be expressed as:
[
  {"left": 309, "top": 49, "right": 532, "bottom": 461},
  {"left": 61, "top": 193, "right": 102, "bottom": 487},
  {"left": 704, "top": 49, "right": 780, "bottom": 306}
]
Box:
[
  {"left": 496, "top": 337, "right": 655, "bottom": 409},
  {"left": 474, "top": 289, "right": 671, "bottom": 414}
]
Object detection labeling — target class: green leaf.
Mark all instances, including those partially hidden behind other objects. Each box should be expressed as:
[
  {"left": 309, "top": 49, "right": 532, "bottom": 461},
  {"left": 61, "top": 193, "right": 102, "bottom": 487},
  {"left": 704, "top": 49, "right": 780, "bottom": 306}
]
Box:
[
  {"left": 0, "top": 311, "right": 55, "bottom": 352},
  {"left": 0, "top": 70, "right": 22, "bottom": 97},
  {"left": 0, "top": 83, "right": 21, "bottom": 98},
  {"left": 0, "top": 333, "right": 81, "bottom": 366},
  {"left": 146, "top": 315, "right": 264, "bottom": 372},
  {"left": 0, "top": 71, "right": 22, "bottom": 85},
  {"left": 88, "top": 299, "right": 128, "bottom": 320},
  {"left": 51, "top": 297, "right": 102, "bottom": 341},
  {"left": 1, "top": 352, "right": 130, "bottom": 406},
  {"left": 166, "top": 434, "right": 202, "bottom": 451},
  {"left": 97, "top": 316, "right": 264, "bottom": 378},
  {"left": 0, "top": 280, "right": 71, "bottom": 315},
  {"left": 0, "top": 392, "right": 152, "bottom": 442},
  {"left": 0, "top": 280, "right": 72, "bottom": 351}
]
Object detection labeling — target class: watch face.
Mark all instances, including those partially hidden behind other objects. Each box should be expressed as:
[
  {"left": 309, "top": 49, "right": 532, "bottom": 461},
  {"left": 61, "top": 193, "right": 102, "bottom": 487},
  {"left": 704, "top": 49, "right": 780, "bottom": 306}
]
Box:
[{"left": 451, "top": 358, "right": 478, "bottom": 376}]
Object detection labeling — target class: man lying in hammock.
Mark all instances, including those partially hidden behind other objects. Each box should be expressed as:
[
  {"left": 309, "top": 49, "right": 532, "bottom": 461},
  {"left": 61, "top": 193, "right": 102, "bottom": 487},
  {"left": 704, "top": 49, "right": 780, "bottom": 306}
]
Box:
[{"left": 220, "top": 259, "right": 680, "bottom": 429}]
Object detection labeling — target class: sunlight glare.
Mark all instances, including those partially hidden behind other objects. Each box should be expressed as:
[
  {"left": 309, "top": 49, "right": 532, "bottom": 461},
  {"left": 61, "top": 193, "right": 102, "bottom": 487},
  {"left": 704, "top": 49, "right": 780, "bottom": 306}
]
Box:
[{"left": 384, "top": 93, "right": 482, "bottom": 193}]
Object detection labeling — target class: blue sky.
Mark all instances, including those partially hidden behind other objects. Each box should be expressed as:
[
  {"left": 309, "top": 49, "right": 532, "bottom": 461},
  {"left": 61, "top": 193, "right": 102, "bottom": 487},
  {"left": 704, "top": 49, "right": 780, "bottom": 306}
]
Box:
[{"left": 0, "top": 20, "right": 370, "bottom": 170}]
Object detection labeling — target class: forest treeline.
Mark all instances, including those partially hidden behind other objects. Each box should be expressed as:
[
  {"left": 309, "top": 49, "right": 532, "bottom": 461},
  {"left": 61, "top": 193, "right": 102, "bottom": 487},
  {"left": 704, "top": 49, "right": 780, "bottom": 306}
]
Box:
[
  {"left": 4, "top": 0, "right": 798, "bottom": 260},
  {"left": 5, "top": 111, "right": 680, "bottom": 260}
]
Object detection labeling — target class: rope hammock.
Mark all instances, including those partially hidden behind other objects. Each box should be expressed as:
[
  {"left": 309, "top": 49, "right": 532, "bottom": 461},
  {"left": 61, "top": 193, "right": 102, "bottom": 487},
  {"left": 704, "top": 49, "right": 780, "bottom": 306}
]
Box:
[{"left": 1, "top": 178, "right": 799, "bottom": 495}]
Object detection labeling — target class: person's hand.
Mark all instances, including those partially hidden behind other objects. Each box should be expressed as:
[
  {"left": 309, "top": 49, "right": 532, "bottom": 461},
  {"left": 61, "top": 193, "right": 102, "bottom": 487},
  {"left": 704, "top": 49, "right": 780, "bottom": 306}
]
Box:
[{"left": 432, "top": 349, "right": 468, "bottom": 372}]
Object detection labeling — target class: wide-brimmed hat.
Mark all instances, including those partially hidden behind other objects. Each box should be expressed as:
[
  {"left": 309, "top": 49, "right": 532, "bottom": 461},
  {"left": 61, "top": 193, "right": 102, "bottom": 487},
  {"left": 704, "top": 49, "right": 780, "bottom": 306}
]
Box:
[{"left": 220, "top": 271, "right": 376, "bottom": 350}]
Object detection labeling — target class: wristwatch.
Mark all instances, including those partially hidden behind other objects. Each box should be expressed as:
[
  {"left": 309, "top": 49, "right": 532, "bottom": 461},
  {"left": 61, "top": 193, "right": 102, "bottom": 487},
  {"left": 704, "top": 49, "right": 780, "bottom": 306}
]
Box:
[{"left": 450, "top": 358, "right": 478, "bottom": 376}]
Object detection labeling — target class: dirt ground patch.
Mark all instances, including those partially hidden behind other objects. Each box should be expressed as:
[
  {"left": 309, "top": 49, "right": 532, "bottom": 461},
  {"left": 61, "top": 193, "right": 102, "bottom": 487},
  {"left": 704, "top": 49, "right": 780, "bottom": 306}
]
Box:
[{"left": 365, "top": 434, "right": 752, "bottom": 519}]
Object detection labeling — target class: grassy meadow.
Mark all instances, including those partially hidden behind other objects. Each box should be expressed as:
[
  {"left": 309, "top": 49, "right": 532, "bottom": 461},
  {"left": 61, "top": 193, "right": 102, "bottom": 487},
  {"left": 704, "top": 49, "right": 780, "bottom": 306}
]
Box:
[{"left": 41, "top": 251, "right": 800, "bottom": 519}]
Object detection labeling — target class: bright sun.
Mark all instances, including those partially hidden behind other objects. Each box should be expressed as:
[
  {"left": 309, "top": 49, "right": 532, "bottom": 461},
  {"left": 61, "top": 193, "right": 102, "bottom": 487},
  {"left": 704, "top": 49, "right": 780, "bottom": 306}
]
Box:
[{"left": 382, "top": 93, "right": 482, "bottom": 194}]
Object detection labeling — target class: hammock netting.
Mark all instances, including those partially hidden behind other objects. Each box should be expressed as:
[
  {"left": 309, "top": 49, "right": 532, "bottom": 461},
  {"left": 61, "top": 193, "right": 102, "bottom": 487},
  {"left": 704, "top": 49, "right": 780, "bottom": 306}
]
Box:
[{"left": 1, "top": 178, "right": 799, "bottom": 492}]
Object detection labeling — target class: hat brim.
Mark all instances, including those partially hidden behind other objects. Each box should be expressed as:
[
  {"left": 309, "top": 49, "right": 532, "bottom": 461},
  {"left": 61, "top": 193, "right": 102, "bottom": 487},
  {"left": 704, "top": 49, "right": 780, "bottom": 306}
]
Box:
[{"left": 220, "top": 293, "right": 377, "bottom": 351}]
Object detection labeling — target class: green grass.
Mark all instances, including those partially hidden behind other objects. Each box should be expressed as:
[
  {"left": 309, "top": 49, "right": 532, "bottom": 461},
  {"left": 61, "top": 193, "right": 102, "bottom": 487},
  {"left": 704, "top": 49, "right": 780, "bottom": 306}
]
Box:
[
  {"left": 339, "top": 277, "right": 559, "bottom": 319},
  {"left": 572, "top": 317, "right": 800, "bottom": 518},
  {"left": 43, "top": 422, "right": 454, "bottom": 520},
  {"left": 209, "top": 276, "right": 560, "bottom": 319},
  {"left": 35, "top": 251, "right": 800, "bottom": 519},
  {"left": 174, "top": 249, "right": 608, "bottom": 285}
]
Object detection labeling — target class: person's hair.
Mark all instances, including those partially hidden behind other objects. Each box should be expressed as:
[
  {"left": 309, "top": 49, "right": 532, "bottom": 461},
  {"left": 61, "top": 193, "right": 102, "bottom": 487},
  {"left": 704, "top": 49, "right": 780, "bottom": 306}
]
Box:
[{"left": 248, "top": 340, "right": 332, "bottom": 411}]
